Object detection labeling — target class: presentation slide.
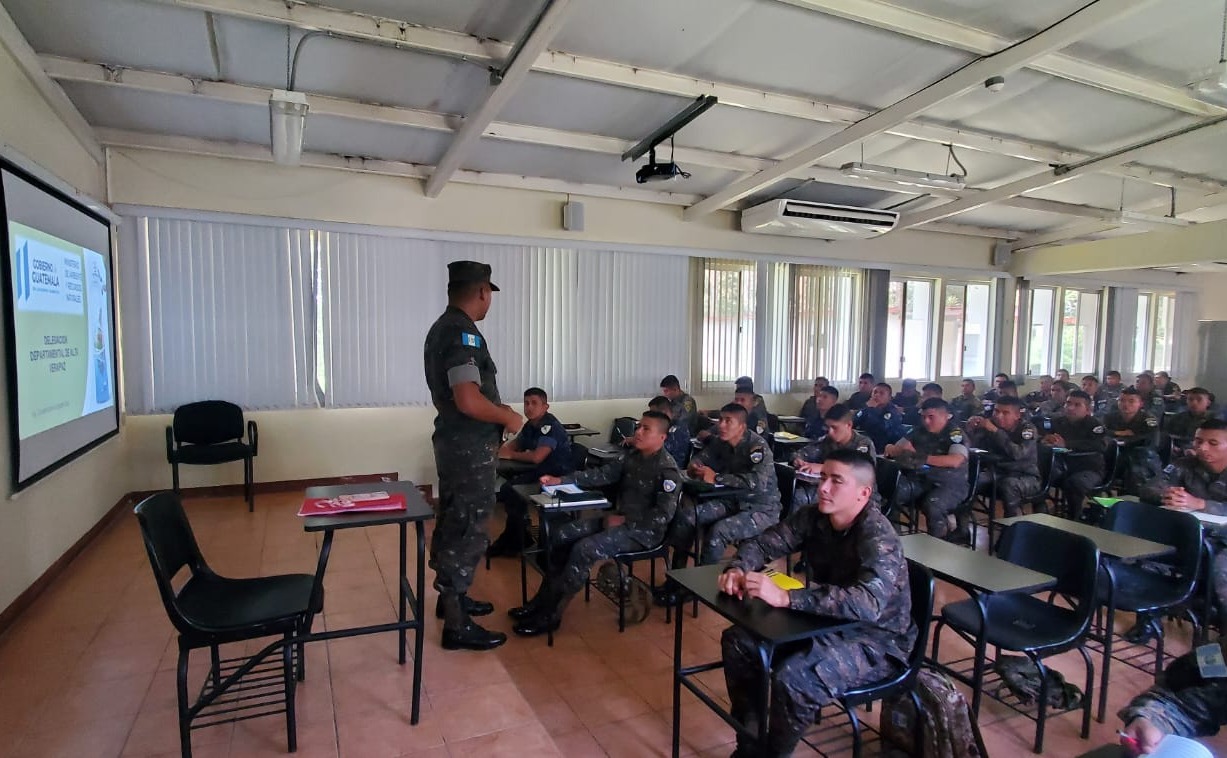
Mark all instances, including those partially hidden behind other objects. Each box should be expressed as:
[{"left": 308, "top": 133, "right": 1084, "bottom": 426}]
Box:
[
  {"left": 2, "top": 160, "right": 118, "bottom": 489},
  {"left": 10, "top": 221, "right": 113, "bottom": 439}
]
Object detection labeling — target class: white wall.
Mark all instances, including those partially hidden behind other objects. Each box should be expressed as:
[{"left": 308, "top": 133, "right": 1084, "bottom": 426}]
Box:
[{"left": 0, "top": 42, "right": 130, "bottom": 613}]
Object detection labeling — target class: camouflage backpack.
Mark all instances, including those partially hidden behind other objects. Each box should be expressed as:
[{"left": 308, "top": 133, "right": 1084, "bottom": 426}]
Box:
[
  {"left": 880, "top": 668, "right": 988, "bottom": 758},
  {"left": 593, "top": 562, "right": 651, "bottom": 624}
]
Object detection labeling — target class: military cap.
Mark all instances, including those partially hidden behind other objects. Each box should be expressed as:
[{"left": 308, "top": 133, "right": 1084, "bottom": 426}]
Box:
[{"left": 447, "top": 260, "right": 500, "bottom": 291}]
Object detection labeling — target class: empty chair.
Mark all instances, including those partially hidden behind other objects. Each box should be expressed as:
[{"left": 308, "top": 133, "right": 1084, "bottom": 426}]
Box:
[
  {"left": 134, "top": 492, "right": 319, "bottom": 758},
  {"left": 166, "top": 400, "right": 258, "bottom": 511}
]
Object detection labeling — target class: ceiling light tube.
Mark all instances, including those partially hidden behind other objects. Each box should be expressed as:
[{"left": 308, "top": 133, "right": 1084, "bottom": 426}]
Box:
[
  {"left": 840, "top": 161, "right": 967, "bottom": 191},
  {"left": 270, "top": 89, "right": 309, "bottom": 166},
  {"left": 1112, "top": 210, "right": 1192, "bottom": 229}
]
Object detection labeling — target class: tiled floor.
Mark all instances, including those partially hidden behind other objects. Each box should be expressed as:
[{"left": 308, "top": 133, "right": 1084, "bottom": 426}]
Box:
[{"left": 2, "top": 490, "right": 1226, "bottom": 757}]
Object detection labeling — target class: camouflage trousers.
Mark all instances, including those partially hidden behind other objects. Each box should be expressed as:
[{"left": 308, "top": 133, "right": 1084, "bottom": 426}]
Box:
[
  {"left": 667, "top": 497, "right": 778, "bottom": 566},
  {"left": 977, "top": 471, "right": 1042, "bottom": 517},
  {"left": 1214, "top": 548, "right": 1227, "bottom": 634},
  {"left": 896, "top": 473, "right": 966, "bottom": 538},
  {"left": 429, "top": 436, "right": 497, "bottom": 623},
  {"left": 1057, "top": 468, "right": 1101, "bottom": 520},
  {"left": 538, "top": 519, "right": 656, "bottom": 601},
  {"left": 722, "top": 627, "right": 898, "bottom": 756},
  {"left": 1120, "top": 449, "right": 1162, "bottom": 496}
]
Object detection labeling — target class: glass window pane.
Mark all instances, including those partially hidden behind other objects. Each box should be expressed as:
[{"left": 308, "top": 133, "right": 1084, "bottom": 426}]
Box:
[
  {"left": 903, "top": 280, "right": 932, "bottom": 379},
  {"left": 790, "top": 267, "right": 863, "bottom": 384},
  {"left": 886, "top": 280, "right": 904, "bottom": 379},
  {"left": 963, "top": 283, "right": 991, "bottom": 378},
  {"left": 939, "top": 285, "right": 965, "bottom": 377},
  {"left": 1059, "top": 289, "right": 1078, "bottom": 375},
  {"left": 1153, "top": 294, "right": 1174, "bottom": 372},
  {"left": 701, "top": 260, "right": 756, "bottom": 385},
  {"left": 1060, "top": 290, "right": 1100, "bottom": 374},
  {"left": 1029, "top": 288, "right": 1054, "bottom": 375},
  {"left": 1134, "top": 293, "right": 1152, "bottom": 373}
]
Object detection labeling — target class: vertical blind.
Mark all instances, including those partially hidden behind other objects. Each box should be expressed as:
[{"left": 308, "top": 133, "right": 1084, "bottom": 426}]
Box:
[
  {"left": 789, "top": 265, "right": 863, "bottom": 386},
  {"left": 699, "top": 258, "right": 757, "bottom": 389}
]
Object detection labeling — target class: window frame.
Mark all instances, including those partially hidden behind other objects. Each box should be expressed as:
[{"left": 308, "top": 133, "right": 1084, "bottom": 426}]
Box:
[
  {"left": 887, "top": 275, "right": 996, "bottom": 382},
  {"left": 1134, "top": 290, "right": 1177, "bottom": 373},
  {"left": 696, "top": 258, "right": 758, "bottom": 392},
  {"left": 1024, "top": 283, "right": 1103, "bottom": 379},
  {"left": 786, "top": 265, "right": 865, "bottom": 389}
]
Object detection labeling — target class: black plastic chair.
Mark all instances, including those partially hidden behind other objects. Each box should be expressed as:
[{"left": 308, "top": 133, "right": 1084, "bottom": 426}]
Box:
[
  {"left": 775, "top": 462, "right": 799, "bottom": 574},
  {"left": 609, "top": 416, "right": 636, "bottom": 445},
  {"left": 1099, "top": 501, "right": 1203, "bottom": 678},
  {"left": 134, "top": 492, "right": 318, "bottom": 758},
  {"left": 835, "top": 560, "right": 935, "bottom": 758},
  {"left": 166, "top": 401, "right": 258, "bottom": 511},
  {"left": 933, "top": 521, "right": 1099, "bottom": 753},
  {"left": 584, "top": 542, "right": 670, "bottom": 632},
  {"left": 874, "top": 457, "right": 902, "bottom": 525}
]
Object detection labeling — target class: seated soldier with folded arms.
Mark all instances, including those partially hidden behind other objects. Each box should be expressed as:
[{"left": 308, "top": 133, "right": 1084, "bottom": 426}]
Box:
[
  {"left": 1042, "top": 390, "right": 1108, "bottom": 523},
  {"left": 966, "top": 395, "right": 1041, "bottom": 518},
  {"left": 1168, "top": 387, "right": 1215, "bottom": 442},
  {"left": 854, "top": 382, "right": 906, "bottom": 452},
  {"left": 510, "top": 411, "right": 682, "bottom": 636},
  {"left": 791, "top": 404, "right": 875, "bottom": 508},
  {"left": 719, "top": 450, "right": 916, "bottom": 758},
  {"left": 665, "top": 403, "right": 781, "bottom": 574},
  {"left": 1105, "top": 387, "right": 1162, "bottom": 494},
  {"left": 885, "top": 398, "right": 970, "bottom": 542}
]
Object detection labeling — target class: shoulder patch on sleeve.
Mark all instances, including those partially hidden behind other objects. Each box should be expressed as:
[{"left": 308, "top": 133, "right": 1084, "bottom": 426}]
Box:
[
  {"left": 1020, "top": 427, "right": 1035, "bottom": 440},
  {"left": 1164, "top": 464, "right": 1177, "bottom": 475},
  {"left": 460, "top": 332, "right": 482, "bottom": 348},
  {"left": 683, "top": 398, "right": 695, "bottom": 412},
  {"left": 540, "top": 424, "right": 551, "bottom": 434},
  {"left": 669, "top": 425, "right": 677, "bottom": 434},
  {"left": 950, "top": 430, "right": 964, "bottom": 444},
  {"left": 749, "top": 448, "right": 764, "bottom": 464},
  {"left": 857, "top": 445, "right": 869, "bottom": 453},
  {"left": 1092, "top": 425, "right": 1105, "bottom": 435},
  {"left": 1146, "top": 416, "right": 1159, "bottom": 427},
  {"left": 883, "top": 412, "right": 892, "bottom": 420},
  {"left": 662, "top": 478, "right": 677, "bottom": 493}
]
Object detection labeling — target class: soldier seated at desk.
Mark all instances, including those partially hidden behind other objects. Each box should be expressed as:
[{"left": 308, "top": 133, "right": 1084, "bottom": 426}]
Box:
[
  {"left": 902, "top": 383, "right": 943, "bottom": 426},
  {"left": 799, "top": 381, "right": 837, "bottom": 440},
  {"left": 735, "top": 380, "right": 774, "bottom": 436},
  {"left": 893, "top": 378, "right": 921, "bottom": 411},
  {"left": 659, "top": 374, "right": 701, "bottom": 437},
  {"left": 1105, "top": 388, "right": 1163, "bottom": 495},
  {"left": 718, "top": 450, "right": 916, "bottom": 758},
  {"left": 509, "top": 411, "right": 681, "bottom": 637},
  {"left": 487, "top": 387, "right": 574, "bottom": 557},
  {"left": 1041, "top": 390, "right": 1108, "bottom": 523},
  {"left": 884, "top": 398, "right": 970, "bottom": 542},
  {"left": 949, "top": 378, "right": 981, "bottom": 423},
  {"left": 1119, "top": 638, "right": 1227, "bottom": 755},
  {"left": 648, "top": 394, "right": 692, "bottom": 467},
  {"left": 1024, "top": 374, "right": 1056, "bottom": 410},
  {"left": 791, "top": 404, "right": 875, "bottom": 508},
  {"left": 854, "top": 383, "right": 906, "bottom": 452},
  {"left": 847, "top": 372, "right": 874, "bottom": 410},
  {"left": 663, "top": 403, "right": 781, "bottom": 579},
  {"left": 1168, "top": 387, "right": 1215, "bottom": 443},
  {"left": 966, "top": 395, "right": 1042, "bottom": 518},
  {"left": 1033, "top": 381, "right": 1070, "bottom": 423}
]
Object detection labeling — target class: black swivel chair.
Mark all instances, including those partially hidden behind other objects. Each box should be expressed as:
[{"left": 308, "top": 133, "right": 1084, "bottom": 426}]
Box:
[
  {"left": 166, "top": 400, "right": 258, "bottom": 511},
  {"left": 134, "top": 492, "right": 319, "bottom": 758},
  {"left": 833, "top": 561, "right": 935, "bottom": 758},
  {"left": 933, "top": 521, "right": 1099, "bottom": 753}
]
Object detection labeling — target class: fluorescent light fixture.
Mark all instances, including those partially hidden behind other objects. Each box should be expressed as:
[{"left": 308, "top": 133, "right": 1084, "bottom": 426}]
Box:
[
  {"left": 1189, "top": 61, "right": 1227, "bottom": 104},
  {"left": 840, "top": 161, "right": 966, "bottom": 191},
  {"left": 1112, "top": 210, "right": 1192, "bottom": 230},
  {"left": 269, "top": 89, "right": 309, "bottom": 166}
]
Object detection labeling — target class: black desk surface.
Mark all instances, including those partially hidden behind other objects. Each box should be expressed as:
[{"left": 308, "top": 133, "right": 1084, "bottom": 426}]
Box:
[
  {"left": 667, "top": 564, "right": 860, "bottom": 645},
  {"left": 899, "top": 533, "right": 1056, "bottom": 595},
  {"left": 680, "top": 477, "right": 748, "bottom": 500},
  {"left": 301, "top": 481, "right": 435, "bottom": 532},
  {"left": 994, "top": 513, "right": 1175, "bottom": 561},
  {"left": 497, "top": 459, "right": 537, "bottom": 476}
]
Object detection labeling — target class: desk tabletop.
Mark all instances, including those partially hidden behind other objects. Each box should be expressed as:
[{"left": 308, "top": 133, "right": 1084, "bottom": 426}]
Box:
[
  {"left": 512, "top": 483, "right": 612, "bottom": 513},
  {"left": 680, "top": 477, "right": 748, "bottom": 500},
  {"left": 899, "top": 533, "right": 1057, "bottom": 595},
  {"left": 667, "top": 564, "right": 860, "bottom": 644},
  {"left": 994, "top": 513, "right": 1175, "bottom": 560},
  {"left": 301, "top": 481, "right": 435, "bottom": 531},
  {"left": 564, "top": 426, "right": 600, "bottom": 438},
  {"left": 497, "top": 459, "right": 537, "bottom": 476}
]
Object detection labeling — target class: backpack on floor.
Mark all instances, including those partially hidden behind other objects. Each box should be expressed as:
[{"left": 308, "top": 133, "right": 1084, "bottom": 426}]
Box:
[
  {"left": 594, "top": 562, "right": 651, "bottom": 624},
  {"left": 880, "top": 668, "right": 989, "bottom": 758}
]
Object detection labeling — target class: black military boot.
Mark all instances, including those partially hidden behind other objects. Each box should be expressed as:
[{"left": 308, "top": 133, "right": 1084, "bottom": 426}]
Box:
[
  {"left": 438, "top": 593, "right": 507, "bottom": 651},
  {"left": 434, "top": 593, "right": 494, "bottom": 620},
  {"left": 513, "top": 594, "right": 568, "bottom": 637},
  {"left": 508, "top": 587, "right": 548, "bottom": 620}
]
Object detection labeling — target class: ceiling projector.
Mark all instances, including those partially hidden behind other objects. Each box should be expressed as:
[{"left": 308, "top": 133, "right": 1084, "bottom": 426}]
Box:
[{"left": 636, "top": 160, "right": 689, "bottom": 183}]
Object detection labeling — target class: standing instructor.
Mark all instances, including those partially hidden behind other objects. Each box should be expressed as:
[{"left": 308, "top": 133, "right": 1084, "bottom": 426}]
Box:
[{"left": 424, "top": 261, "right": 522, "bottom": 651}]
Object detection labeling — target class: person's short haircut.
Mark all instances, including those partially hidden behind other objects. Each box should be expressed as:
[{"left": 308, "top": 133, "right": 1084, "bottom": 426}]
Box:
[
  {"left": 640, "top": 410, "right": 672, "bottom": 433},
  {"left": 823, "top": 448, "right": 877, "bottom": 488},
  {"left": 720, "top": 403, "right": 748, "bottom": 422},
  {"left": 1067, "top": 390, "right": 1091, "bottom": 404},
  {"left": 1138, "top": 371, "right": 1155, "bottom": 379},
  {"left": 660, "top": 374, "right": 681, "bottom": 389},
  {"left": 649, "top": 395, "right": 672, "bottom": 413},
  {"left": 1198, "top": 418, "right": 1227, "bottom": 433},
  {"left": 1040, "top": 374, "right": 1054, "bottom": 382},
  {"left": 1082, "top": 375, "right": 1099, "bottom": 384},
  {"left": 875, "top": 382, "right": 893, "bottom": 394},
  {"left": 1187, "top": 386, "right": 1213, "bottom": 398},
  {"left": 962, "top": 378, "right": 976, "bottom": 385},
  {"left": 1120, "top": 387, "right": 1141, "bottom": 398},
  {"left": 994, "top": 372, "right": 1009, "bottom": 381},
  {"left": 820, "top": 386, "right": 840, "bottom": 399},
  {"left": 823, "top": 404, "right": 855, "bottom": 423},
  {"left": 524, "top": 387, "right": 548, "bottom": 402},
  {"left": 920, "top": 397, "right": 950, "bottom": 413},
  {"left": 922, "top": 382, "right": 943, "bottom": 394},
  {"left": 902, "top": 378, "right": 917, "bottom": 388},
  {"left": 994, "top": 395, "right": 1024, "bottom": 409},
  {"left": 1107, "top": 370, "right": 1122, "bottom": 379},
  {"left": 999, "top": 380, "right": 1017, "bottom": 392},
  {"left": 814, "top": 376, "right": 829, "bottom": 385},
  {"left": 1157, "top": 371, "right": 1171, "bottom": 379},
  {"left": 859, "top": 372, "right": 875, "bottom": 381},
  {"left": 734, "top": 387, "right": 755, "bottom": 399}
]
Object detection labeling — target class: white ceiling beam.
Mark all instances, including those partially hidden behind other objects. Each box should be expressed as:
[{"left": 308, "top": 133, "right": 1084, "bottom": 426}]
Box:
[
  {"left": 50, "top": 55, "right": 1155, "bottom": 226},
  {"left": 0, "top": 1, "right": 102, "bottom": 162},
  {"left": 1009, "top": 220, "right": 1119, "bottom": 251},
  {"left": 424, "top": 0, "right": 574, "bottom": 197},
  {"left": 774, "top": 0, "right": 1224, "bottom": 118},
  {"left": 141, "top": 0, "right": 1223, "bottom": 199},
  {"left": 683, "top": 0, "right": 1152, "bottom": 219},
  {"left": 901, "top": 115, "right": 1227, "bottom": 229}
]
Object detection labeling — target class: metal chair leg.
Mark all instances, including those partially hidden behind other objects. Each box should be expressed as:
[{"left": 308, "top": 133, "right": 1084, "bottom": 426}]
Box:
[
  {"left": 283, "top": 633, "right": 297, "bottom": 752},
  {"left": 1032, "top": 655, "right": 1048, "bottom": 754},
  {"left": 177, "top": 644, "right": 193, "bottom": 758},
  {"left": 846, "top": 704, "right": 863, "bottom": 758}
]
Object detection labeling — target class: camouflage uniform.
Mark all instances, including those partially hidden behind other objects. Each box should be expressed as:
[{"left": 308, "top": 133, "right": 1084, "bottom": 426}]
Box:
[
  {"left": 969, "top": 420, "right": 1042, "bottom": 518},
  {"left": 854, "top": 404, "right": 906, "bottom": 453},
  {"left": 1100, "top": 384, "right": 1124, "bottom": 411},
  {"left": 798, "top": 396, "right": 826, "bottom": 440},
  {"left": 530, "top": 447, "right": 682, "bottom": 615},
  {"left": 949, "top": 393, "right": 981, "bottom": 423},
  {"left": 1048, "top": 415, "right": 1108, "bottom": 521},
  {"left": 662, "top": 420, "right": 693, "bottom": 469},
  {"left": 1024, "top": 389, "right": 1051, "bottom": 410},
  {"left": 791, "top": 433, "right": 876, "bottom": 508},
  {"left": 671, "top": 392, "right": 701, "bottom": 436},
  {"left": 892, "top": 423, "right": 970, "bottom": 538},
  {"left": 1104, "top": 409, "right": 1162, "bottom": 494},
  {"left": 423, "top": 305, "right": 502, "bottom": 627},
  {"left": 1119, "top": 639, "right": 1227, "bottom": 740},
  {"left": 1141, "top": 457, "right": 1227, "bottom": 630},
  {"left": 1168, "top": 411, "right": 1213, "bottom": 442},
  {"left": 722, "top": 505, "right": 916, "bottom": 756},
  {"left": 747, "top": 406, "right": 772, "bottom": 437},
  {"left": 846, "top": 390, "right": 871, "bottom": 410},
  {"left": 668, "top": 430, "right": 781, "bottom": 566},
  {"left": 496, "top": 412, "right": 575, "bottom": 542}
]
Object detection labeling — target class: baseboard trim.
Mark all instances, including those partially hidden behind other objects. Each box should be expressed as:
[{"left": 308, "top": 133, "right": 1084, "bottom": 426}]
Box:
[{"left": 0, "top": 471, "right": 424, "bottom": 639}]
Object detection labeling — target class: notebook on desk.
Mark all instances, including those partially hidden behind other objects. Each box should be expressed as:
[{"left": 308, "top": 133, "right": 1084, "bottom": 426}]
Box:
[
  {"left": 530, "top": 490, "right": 608, "bottom": 509},
  {"left": 297, "top": 491, "right": 407, "bottom": 517}
]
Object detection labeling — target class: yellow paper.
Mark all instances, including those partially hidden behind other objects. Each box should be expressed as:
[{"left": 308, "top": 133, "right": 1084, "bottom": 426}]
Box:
[{"left": 763, "top": 568, "right": 804, "bottom": 590}]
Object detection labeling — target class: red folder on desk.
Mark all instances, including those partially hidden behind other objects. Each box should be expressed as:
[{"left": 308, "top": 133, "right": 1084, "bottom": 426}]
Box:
[{"left": 297, "top": 491, "right": 407, "bottom": 517}]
